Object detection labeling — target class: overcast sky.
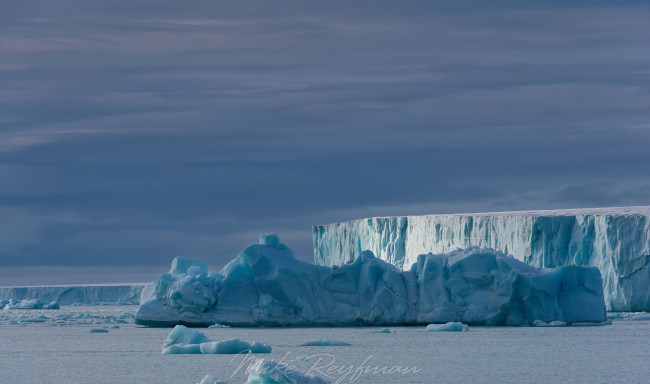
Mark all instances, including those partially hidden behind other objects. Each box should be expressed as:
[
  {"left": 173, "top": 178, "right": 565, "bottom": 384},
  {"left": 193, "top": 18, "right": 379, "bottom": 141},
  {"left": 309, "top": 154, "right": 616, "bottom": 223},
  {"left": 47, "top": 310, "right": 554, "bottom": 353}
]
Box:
[{"left": 2, "top": 1, "right": 650, "bottom": 285}]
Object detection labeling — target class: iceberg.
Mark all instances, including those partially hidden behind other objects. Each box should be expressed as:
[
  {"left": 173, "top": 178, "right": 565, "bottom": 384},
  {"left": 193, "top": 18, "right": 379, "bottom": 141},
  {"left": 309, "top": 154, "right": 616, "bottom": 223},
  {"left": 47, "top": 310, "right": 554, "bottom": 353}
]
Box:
[
  {"left": 532, "top": 320, "right": 567, "bottom": 327},
  {"left": 161, "top": 325, "right": 271, "bottom": 354},
  {"left": 0, "top": 284, "right": 145, "bottom": 306},
  {"left": 136, "top": 234, "right": 607, "bottom": 327},
  {"left": 312, "top": 206, "right": 650, "bottom": 311},
  {"left": 1, "top": 299, "right": 59, "bottom": 309},
  {"left": 425, "top": 322, "right": 469, "bottom": 332}
]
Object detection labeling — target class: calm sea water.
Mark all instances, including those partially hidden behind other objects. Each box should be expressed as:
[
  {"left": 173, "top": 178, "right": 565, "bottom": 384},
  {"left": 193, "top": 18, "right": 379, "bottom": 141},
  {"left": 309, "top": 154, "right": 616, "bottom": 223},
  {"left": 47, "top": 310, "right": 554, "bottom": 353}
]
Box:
[{"left": 0, "top": 306, "right": 649, "bottom": 384}]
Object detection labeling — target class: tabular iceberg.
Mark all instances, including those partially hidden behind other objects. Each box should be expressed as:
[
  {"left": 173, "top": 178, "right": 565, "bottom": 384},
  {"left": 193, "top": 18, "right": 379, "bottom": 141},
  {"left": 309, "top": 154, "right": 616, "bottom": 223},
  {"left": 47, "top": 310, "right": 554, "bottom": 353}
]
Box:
[
  {"left": 313, "top": 206, "right": 650, "bottom": 311},
  {"left": 135, "top": 234, "right": 606, "bottom": 327},
  {"left": 0, "top": 284, "right": 145, "bottom": 305}
]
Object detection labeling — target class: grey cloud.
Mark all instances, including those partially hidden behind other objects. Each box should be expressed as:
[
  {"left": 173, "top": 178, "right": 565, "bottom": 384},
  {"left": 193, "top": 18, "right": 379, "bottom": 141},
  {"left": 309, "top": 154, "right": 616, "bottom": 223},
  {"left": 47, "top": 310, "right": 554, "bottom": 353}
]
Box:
[{"left": 1, "top": 1, "right": 650, "bottom": 284}]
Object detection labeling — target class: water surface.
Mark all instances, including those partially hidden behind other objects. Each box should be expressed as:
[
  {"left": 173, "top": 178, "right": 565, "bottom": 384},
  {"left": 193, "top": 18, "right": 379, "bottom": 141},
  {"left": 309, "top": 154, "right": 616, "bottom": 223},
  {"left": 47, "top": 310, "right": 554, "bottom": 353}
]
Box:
[{"left": 1, "top": 306, "right": 648, "bottom": 384}]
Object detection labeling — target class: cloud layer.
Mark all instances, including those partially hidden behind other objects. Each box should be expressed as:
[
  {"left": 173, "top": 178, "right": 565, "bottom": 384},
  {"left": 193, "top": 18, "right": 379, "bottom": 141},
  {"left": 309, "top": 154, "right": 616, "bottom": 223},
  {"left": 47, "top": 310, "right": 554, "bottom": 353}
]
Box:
[{"left": 2, "top": 1, "right": 650, "bottom": 284}]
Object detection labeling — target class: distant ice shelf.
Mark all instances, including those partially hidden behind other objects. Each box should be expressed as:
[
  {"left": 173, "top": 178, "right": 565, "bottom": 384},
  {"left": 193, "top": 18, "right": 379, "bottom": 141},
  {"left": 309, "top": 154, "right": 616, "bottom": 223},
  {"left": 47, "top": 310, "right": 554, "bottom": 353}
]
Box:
[
  {"left": 312, "top": 206, "right": 650, "bottom": 311},
  {"left": 135, "top": 234, "right": 607, "bottom": 327},
  {"left": 0, "top": 284, "right": 145, "bottom": 305}
]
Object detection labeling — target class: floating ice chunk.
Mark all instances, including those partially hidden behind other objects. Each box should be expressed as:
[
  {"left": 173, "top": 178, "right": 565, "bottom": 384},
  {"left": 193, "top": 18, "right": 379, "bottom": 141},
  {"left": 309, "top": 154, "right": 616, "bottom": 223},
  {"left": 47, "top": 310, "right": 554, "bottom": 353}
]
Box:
[
  {"left": 250, "top": 342, "right": 272, "bottom": 354},
  {"left": 570, "top": 320, "right": 612, "bottom": 326},
  {"left": 370, "top": 328, "right": 391, "bottom": 333},
  {"left": 21, "top": 315, "right": 48, "bottom": 323},
  {"left": 246, "top": 359, "right": 331, "bottom": 384},
  {"left": 533, "top": 320, "right": 567, "bottom": 327},
  {"left": 2, "top": 299, "right": 59, "bottom": 310},
  {"left": 208, "top": 323, "right": 231, "bottom": 328},
  {"left": 198, "top": 375, "right": 229, "bottom": 384},
  {"left": 298, "top": 339, "right": 352, "bottom": 346},
  {"left": 426, "top": 322, "right": 469, "bottom": 332},
  {"left": 162, "top": 325, "right": 270, "bottom": 354},
  {"left": 87, "top": 328, "right": 109, "bottom": 333},
  {"left": 607, "top": 312, "right": 650, "bottom": 321},
  {"left": 200, "top": 339, "right": 270, "bottom": 354},
  {"left": 44, "top": 301, "right": 60, "bottom": 309},
  {"left": 163, "top": 325, "right": 211, "bottom": 347},
  {"left": 163, "top": 343, "right": 203, "bottom": 354},
  {"left": 198, "top": 339, "right": 271, "bottom": 355},
  {"left": 200, "top": 339, "right": 251, "bottom": 354}
]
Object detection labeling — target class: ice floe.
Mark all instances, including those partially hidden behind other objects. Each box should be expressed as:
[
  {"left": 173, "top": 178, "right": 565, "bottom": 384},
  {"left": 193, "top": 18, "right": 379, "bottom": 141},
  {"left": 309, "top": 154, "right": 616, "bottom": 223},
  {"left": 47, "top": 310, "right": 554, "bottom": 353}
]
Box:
[
  {"left": 298, "top": 339, "right": 353, "bottom": 347},
  {"left": 162, "top": 325, "right": 271, "bottom": 355},
  {"left": 425, "top": 322, "right": 469, "bottom": 332}
]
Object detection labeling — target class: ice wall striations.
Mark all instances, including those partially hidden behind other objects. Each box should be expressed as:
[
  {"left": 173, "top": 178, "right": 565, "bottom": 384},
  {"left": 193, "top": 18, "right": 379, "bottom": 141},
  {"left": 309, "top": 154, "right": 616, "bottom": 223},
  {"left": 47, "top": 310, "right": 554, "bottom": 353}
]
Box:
[
  {"left": 313, "top": 206, "right": 650, "bottom": 311},
  {"left": 0, "top": 284, "right": 145, "bottom": 305}
]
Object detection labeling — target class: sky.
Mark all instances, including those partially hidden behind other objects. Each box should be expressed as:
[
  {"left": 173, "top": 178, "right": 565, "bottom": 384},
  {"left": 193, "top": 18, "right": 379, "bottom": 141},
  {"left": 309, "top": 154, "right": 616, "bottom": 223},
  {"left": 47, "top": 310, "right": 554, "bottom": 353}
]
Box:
[{"left": 2, "top": 1, "right": 650, "bottom": 285}]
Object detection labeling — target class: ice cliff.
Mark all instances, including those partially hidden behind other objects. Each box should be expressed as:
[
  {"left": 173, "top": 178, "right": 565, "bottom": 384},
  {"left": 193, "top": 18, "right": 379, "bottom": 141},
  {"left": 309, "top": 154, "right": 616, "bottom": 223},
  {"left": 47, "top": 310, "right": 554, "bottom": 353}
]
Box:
[
  {"left": 312, "top": 206, "right": 650, "bottom": 311},
  {"left": 0, "top": 284, "right": 145, "bottom": 305},
  {"left": 135, "top": 234, "right": 607, "bottom": 327}
]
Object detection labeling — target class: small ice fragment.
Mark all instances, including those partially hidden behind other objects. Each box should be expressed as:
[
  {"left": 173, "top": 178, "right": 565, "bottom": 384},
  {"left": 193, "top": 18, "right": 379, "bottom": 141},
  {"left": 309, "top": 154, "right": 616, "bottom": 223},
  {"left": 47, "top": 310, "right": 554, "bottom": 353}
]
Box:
[
  {"left": 208, "top": 323, "right": 230, "bottom": 328},
  {"left": 163, "top": 325, "right": 211, "bottom": 349},
  {"left": 200, "top": 339, "right": 251, "bottom": 354},
  {"left": 199, "top": 339, "right": 272, "bottom": 354},
  {"left": 425, "top": 322, "right": 469, "bottom": 332},
  {"left": 370, "top": 328, "right": 391, "bottom": 333},
  {"left": 44, "top": 301, "right": 60, "bottom": 309},
  {"left": 162, "top": 325, "right": 270, "bottom": 354},
  {"left": 3, "top": 299, "right": 59, "bottom": 310},
  {"left": 163, "top": 343, "right": 202, "bottom": 354},
  {"left": 533, "top": 320, "right": 567, "bottom": 327},
  {"left": 607, "top": 312, "right": 650, "bottom": 321},
  {"left": 298, "top": 339, "right": 352, "bottom": 346},
  {"left": 250, "top": 341, "right": 272, "bottom": 353},
  {"left": 570, "top": 320, "right": 612, "bottom": 326},
  {"left": 87, "top": 328, "right": 109, "bottom": 333}
]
